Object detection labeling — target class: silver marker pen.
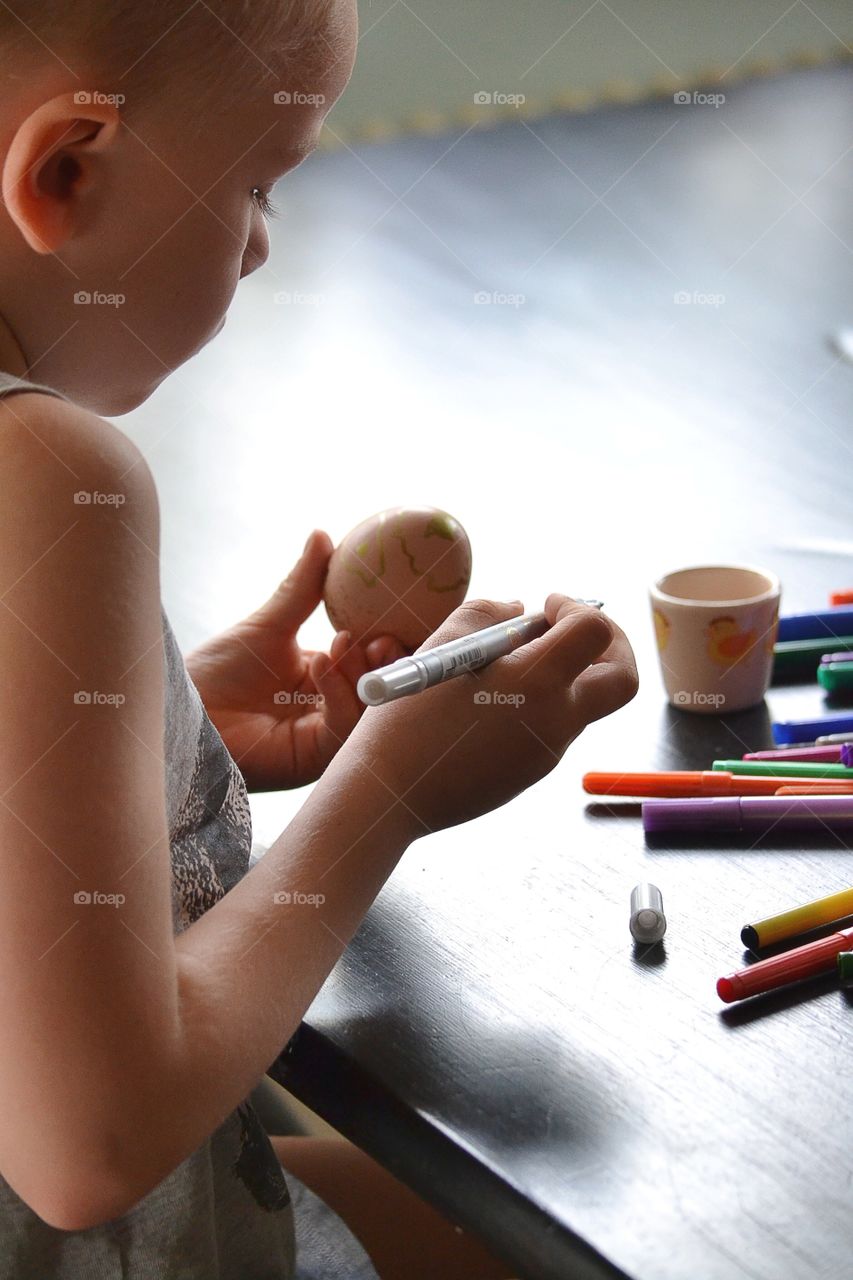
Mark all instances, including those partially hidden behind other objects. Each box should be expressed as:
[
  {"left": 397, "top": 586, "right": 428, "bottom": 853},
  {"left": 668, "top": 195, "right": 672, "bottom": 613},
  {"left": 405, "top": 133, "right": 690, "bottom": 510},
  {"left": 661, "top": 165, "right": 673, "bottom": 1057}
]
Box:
[{"left": 356, "top": 601, "right": 604, "bottom": 706}]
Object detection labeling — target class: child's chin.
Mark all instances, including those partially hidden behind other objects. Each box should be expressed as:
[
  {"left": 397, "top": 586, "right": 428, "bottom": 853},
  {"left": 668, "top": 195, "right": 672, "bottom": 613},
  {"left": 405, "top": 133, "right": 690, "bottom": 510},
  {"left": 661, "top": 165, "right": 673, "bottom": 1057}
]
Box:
[{"left": 84, "top": 378, "right": 162, "bottom": 418}]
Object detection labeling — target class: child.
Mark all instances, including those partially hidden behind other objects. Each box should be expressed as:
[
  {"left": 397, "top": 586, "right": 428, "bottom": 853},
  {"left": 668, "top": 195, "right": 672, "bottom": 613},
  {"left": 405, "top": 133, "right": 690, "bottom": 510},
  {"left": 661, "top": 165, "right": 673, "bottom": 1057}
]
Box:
[{"left": 0, "top": 1, "right": 639, "bottom": 1277}]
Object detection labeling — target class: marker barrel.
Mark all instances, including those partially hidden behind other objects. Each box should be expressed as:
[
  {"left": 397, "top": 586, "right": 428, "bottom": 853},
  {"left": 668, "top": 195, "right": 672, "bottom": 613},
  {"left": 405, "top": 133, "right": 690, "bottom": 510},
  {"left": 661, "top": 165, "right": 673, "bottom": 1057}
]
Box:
[
  {"left": 777, "top": 607, "right": 853, "bottom": 643},
  {"left": 773, "top": 714, "right": 853, "bottom": 745},
  {"left": 743, "top": 745, "right": 844, "bottom": 763},
  {"left": 741, "top": 886, "right": 853, "bottom": 949},
  {"left": 773, "top": 636, "right": 853, "bottom": 681},
  {"left": 643, "top": 794, "right": 853, "bottom": 836},
  {"left": 583, "top": 770, "right": 853, "bottom": 798},
  {"left": 818, "top": 662, "right": 853, "bottom": 694},
  {"left": 717, "top": 925, "right": 853, "bottom": 1002},
  {"left": 713, "top": 760, "right": 853, "bottom": 779}
]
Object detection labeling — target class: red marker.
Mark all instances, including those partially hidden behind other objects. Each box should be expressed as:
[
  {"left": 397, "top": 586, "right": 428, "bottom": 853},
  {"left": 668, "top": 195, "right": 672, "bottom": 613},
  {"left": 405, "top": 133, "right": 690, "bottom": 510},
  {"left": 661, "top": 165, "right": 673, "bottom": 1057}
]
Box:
[{"left": 717, "top": 924, "right": 853, "bottom": 1003}]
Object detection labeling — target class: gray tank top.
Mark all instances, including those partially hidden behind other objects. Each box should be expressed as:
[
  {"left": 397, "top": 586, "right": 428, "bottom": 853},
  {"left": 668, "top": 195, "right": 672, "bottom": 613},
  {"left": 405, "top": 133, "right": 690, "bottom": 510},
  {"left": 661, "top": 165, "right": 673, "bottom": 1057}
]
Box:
[{"left": 0, "top": 371, "right": 295, "bottom": 1278}]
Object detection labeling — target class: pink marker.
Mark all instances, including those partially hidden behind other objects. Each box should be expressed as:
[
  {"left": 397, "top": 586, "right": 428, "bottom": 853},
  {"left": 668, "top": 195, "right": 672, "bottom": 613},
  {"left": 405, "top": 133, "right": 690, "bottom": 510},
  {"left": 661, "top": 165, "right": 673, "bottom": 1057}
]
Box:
[{"left": 743, "top": 745, "right": 845, "bottom": 763}]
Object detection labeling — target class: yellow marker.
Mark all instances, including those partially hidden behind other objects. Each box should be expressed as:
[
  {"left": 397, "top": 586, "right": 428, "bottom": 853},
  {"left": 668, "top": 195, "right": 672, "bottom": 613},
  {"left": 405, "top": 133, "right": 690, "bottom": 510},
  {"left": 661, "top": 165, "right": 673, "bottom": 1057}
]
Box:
[{"left": 742, "top": 887, "right": 853, "bottom": 950}]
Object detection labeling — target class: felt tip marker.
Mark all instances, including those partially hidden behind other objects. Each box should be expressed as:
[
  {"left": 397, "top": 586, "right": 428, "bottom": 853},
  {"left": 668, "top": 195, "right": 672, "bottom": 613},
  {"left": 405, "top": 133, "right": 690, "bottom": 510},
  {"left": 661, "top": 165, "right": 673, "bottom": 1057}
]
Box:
[
  {"left": 772, "top": 637, "right": 853, "bottom": 681},
  {"left": 820, "top": 651, "right": 853, "bottom": 664},
  {"left": 643, "top": 794, "right": 853, "bottom": 836},
  {"left": 743, "top": 745, "right": 845, "bottom": 763},
  {"left": 356, "top": 602, "right": 603, "bottom": 705},
  {"left": 773, "top": 714, "right": 853, "bottom": 745},
  {"left": 777, "top": 607, "right": 853, "bottom": 643},
  {"left": 741, "top": 886, "right": 853, "bottom": 950},
  {"left": 774, "top": 784, "right": 853, "bottom": 795},
  {"left": 830, "top": 591, "right": 853, "bottom": 607},
  {"left": 816, "top": 733, "right": 853, "bottom": 746},
  {"left": 712, "top": 760, "right": 853, "bottom": 779},
  {"left": 717, "top": 924, "right": 853, "bottom": 1003},
  {"left": 583, "top": 771, "right": 853, "bottom": 798},
  {"left": 818, "top": 662, "right": 853, "bottom": 694}
]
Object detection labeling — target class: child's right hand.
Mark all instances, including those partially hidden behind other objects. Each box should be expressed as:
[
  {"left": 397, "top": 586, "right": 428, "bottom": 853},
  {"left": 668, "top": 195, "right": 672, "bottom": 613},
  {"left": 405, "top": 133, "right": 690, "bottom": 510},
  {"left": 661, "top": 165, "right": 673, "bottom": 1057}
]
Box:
[{"left": 344, "top": 595, "right": 639, "bottom": 840}]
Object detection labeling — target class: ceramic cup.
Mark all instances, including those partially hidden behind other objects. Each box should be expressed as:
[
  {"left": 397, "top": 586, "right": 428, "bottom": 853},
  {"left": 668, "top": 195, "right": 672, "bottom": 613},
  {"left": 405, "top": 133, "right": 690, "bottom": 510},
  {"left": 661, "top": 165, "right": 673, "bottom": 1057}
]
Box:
[{"left": 650, "top": 565, "right": 781, "bottom": 714}]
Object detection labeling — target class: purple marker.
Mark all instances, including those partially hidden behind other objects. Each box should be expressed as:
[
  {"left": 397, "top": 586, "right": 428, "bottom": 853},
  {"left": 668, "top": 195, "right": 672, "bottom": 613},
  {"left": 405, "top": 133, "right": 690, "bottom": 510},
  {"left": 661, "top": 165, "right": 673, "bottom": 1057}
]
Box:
[
  {"left": 743, "top": 745, "right": 845, "bottom": 763},
  {"left": 821, "top": 651, "right": 853, "bottom": 664},
  {"left": 843, "top": 744, "right": 853, "bottom": 768},
  {"left": 643, "top": 795, "right": 853, "bottom": 836}
]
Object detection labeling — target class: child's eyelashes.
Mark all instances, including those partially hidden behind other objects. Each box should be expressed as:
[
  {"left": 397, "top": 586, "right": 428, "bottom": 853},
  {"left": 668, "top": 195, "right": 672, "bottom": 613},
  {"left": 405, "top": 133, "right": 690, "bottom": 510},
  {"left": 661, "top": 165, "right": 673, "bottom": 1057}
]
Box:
[{"left": 252, "top": 187, "right": 280, "bottom": 220}]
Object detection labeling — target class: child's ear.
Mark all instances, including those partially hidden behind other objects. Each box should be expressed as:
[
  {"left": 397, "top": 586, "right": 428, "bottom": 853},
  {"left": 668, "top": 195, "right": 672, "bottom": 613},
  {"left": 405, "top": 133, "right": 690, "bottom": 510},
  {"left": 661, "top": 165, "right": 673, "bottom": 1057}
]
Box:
[{"left": 2, "top": 91, "right": 121, "bottom": 254}]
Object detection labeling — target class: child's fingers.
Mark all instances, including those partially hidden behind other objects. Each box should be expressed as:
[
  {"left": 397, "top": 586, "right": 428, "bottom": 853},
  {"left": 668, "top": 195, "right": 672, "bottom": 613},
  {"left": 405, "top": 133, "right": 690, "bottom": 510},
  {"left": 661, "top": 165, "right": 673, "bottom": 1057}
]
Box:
[
  {"left": 329, "top": 631, "right": 369, "bottom": 687},
  {"left": 563, "top": 655, "right": 637, "bottom": 727},
  {"left": 513, "top": 597, "right": 614, "bottom": 688},
  {"left": 310, "top": 652, "right": 362, "bottom": 744},
  {"left": 365, "top": 635, "right": 408, "bottom": 668}
]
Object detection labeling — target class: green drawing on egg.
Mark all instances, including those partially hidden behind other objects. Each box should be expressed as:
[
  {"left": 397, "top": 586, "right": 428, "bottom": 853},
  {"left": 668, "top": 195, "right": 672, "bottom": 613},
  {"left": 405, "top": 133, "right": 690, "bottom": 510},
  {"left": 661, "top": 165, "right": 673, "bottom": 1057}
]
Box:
[{"left": 343, "top": 511, "right": 470, "bottom": 592}]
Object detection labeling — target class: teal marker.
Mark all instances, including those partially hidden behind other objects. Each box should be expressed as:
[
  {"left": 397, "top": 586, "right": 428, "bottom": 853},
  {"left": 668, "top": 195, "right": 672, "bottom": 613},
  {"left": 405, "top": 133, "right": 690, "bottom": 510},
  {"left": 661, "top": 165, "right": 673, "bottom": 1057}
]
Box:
[{"left": 712, "top": 760, "right": 853, "bottom": 779}]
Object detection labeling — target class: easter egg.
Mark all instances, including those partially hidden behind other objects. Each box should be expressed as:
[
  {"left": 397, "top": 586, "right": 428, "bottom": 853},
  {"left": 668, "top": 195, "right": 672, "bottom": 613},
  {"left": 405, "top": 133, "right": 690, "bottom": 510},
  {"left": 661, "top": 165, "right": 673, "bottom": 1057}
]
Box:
[{"left": 323, "top": 507, "right": 472, "bottom": 649}]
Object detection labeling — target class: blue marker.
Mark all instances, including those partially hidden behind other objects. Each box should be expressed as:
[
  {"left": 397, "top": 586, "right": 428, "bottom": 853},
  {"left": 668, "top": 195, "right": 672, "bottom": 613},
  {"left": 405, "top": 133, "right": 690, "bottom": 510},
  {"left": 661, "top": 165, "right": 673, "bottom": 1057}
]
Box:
[
  {"left": 777, "top": 607, "right": 853, "bottom": 643},
  {"left": 773, "top": 713, "right": 853, "bottom": 746}
]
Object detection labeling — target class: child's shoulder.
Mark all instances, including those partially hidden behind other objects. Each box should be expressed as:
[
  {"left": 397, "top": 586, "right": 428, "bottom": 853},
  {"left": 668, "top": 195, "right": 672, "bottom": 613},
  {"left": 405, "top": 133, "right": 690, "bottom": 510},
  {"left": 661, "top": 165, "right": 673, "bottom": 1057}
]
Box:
[{"left": 0, "top": 388, "right": 156, "bottom": 509}]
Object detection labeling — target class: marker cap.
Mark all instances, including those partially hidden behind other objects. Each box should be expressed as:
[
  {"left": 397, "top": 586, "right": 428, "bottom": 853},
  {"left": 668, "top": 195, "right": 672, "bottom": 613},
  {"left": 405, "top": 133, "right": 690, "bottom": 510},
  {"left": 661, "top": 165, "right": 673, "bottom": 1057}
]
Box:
[
  {"left": 357, "top": 659, "right": 425, "bottom": 706},
  {"left": 630, "top": 882, "right": 666, "bottom": 943},
  {"left": 643, "top": 797, "right": 740, "bottom": 834},
  {"left": 837, "top": 951, "right": 853, "bottom": 986}
]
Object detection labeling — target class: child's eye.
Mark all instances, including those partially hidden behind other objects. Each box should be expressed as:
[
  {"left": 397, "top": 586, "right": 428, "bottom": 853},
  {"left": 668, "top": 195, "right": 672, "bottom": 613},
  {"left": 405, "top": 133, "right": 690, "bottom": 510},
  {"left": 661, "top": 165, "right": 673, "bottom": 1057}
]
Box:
[{"left": 252, "top": 187, "right": 280, "bottom": 220}]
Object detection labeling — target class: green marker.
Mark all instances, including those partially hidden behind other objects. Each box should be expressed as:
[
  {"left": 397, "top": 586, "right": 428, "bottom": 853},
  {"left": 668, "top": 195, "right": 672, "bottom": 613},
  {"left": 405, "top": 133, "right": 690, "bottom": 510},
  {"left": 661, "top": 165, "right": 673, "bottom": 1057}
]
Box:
[
  {"left": 818, "top": 661, "right": 853, "bottom": 694},
  {"left": 773, "top": 636, "right": 853, "bottom": 681},
  {"left": 837, "top": 951, "right": 853, "bottom": 986},
  {"left": 712, "top": 760, "right": 853, "bottom": 779}
]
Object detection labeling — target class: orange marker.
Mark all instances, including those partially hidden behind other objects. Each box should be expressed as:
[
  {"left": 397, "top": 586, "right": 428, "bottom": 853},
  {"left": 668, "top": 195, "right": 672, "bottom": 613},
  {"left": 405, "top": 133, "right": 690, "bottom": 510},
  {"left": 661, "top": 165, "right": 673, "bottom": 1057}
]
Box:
[
  {"left": 830, "top": 590, "right": 853, "bottom": 606},
  {"left": 583, "top": 770, "right": 853, "bottom": 798}
]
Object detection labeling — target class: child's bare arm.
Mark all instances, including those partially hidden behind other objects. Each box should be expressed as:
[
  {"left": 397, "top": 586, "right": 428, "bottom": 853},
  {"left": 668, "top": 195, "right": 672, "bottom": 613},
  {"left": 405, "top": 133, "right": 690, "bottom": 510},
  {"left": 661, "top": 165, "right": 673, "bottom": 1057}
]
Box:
[
  {"left": 0, "top": 393, "right": 183, "bottom": 1228},
  {"left": 0, "top": 392, "right": 418, "bottom": 1234},
  {"left": 0, "top": 392, "right": 637, "bottom": 1233}
]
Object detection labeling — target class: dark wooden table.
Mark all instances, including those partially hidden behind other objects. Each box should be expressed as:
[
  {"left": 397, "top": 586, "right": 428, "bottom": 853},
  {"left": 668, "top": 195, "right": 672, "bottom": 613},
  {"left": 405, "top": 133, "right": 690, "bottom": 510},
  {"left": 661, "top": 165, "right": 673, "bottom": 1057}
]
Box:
[{"left": 125, "top": 62, "right": 853, "bottom": 1280}]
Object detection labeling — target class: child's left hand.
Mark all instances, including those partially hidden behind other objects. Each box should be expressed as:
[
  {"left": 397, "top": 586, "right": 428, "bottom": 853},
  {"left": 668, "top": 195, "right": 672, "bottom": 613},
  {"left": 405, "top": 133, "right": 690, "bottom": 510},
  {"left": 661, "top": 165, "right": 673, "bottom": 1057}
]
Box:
[{"left": 185, "top": 530, "right": 409, "bottom": 791}]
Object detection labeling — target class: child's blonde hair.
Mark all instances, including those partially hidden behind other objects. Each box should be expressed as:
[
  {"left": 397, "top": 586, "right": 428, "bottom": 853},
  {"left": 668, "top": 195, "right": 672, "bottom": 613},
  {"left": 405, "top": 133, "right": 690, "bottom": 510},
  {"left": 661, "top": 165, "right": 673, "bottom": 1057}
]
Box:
[{"left": 0, "top": 0, "right": 336, "bottom": 124}]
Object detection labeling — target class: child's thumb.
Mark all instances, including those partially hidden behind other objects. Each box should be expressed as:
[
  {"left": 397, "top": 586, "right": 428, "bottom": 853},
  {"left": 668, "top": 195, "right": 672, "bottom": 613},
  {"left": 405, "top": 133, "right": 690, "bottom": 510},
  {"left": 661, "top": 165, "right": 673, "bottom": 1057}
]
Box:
[{"left": 252, "top": 529, "right": 333, "bottom": 631}]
